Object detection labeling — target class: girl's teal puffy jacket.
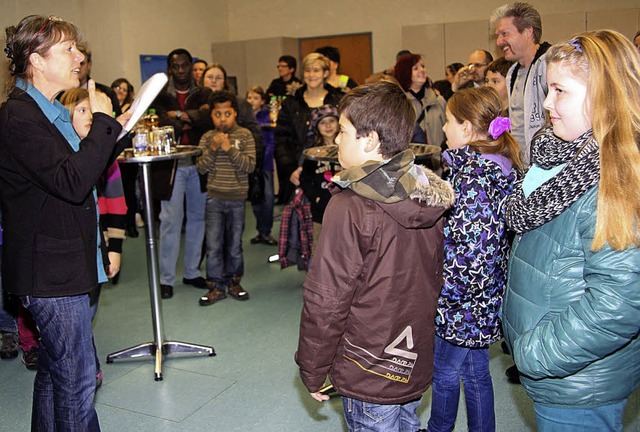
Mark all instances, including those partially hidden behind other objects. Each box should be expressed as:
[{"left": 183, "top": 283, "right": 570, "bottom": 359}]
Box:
[{"left": 503, "top": 186, "right": 640, "bottom": 407}]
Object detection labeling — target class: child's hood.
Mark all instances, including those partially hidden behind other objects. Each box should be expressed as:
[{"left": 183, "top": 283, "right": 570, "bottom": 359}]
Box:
[{"left": 376, "top": 165, "right": 455, "bottom": 229}]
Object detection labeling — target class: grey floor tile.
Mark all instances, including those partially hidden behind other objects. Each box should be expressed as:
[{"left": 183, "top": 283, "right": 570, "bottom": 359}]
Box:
[
  {"left": 1, "top": 204, "right": 638, "bottom": 431},
  {"left": 97, "top": 365, "right": 235, "bottom": 422}
]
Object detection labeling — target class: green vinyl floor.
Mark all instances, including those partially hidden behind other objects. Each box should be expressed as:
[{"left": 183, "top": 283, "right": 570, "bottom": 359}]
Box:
[{"left": 0, "top": 203, "right": 638, "bottom": 431}]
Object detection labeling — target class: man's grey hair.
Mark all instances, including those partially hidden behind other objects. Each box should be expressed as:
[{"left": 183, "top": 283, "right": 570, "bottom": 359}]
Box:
[{"left": 490, "top": 2, "right": 542, "bottom": 44}]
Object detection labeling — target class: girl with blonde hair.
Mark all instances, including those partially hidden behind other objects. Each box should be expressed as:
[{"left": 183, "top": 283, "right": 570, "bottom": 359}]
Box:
[{"left": 502, "top": 29, "right": 640, "bottom": 431}]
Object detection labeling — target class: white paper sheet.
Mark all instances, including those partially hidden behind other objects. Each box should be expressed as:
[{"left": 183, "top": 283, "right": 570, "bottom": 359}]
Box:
[{"left": 117, "top": 72, "right": 168, "bottom": 140}]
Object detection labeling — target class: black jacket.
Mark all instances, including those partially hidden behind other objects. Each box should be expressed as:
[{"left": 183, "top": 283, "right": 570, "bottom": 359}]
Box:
[
  {"left": 274, "top": 84, "right": 342, "bottom": 173},
  {"left": 0, "top": 87, "right": 122, "bottom": 297},
  {"left": 151, "top": 79, "right": 213, "bottom": 146}
]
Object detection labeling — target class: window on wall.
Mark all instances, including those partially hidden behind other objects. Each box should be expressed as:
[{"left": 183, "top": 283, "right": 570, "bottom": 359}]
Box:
[{"left": 139, "top": 55, "right": 167, "bottom": 83}]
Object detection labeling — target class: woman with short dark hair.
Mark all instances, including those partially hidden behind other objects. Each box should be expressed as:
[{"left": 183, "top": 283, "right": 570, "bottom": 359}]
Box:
[{"left": 0, "top": 15, "right": 130, "bottom": 430}]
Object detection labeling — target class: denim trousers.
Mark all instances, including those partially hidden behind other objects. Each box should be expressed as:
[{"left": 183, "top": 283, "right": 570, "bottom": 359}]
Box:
[
  {"left": 0, "top": 246, "right": 17, "bottom": 333},
  {"left": 251, "top": 170, "right": 275, "bottom": 236},
  {"left": 21, "top": 294, "right": 100, "bottom": 432},
  {"left": 159, "top": 164, "right": 206, "bottom": 286},
  {"left": 205, "top": 197, "right": 245, "bottom": 287},
  {"left": 427, "top": 336, "right": 495, "bottom": 432},
  {"left": 0, "top": 293, "right": 17, "bottom": 333},
  {"left": 534, "top": 400, "right": 627, "bottom": 432},
  {"left": 342, "top": 396, "right": 422, "bottom": 432},
  {"left": 0, "top": 248, "right": 18, "bottom": 333}
]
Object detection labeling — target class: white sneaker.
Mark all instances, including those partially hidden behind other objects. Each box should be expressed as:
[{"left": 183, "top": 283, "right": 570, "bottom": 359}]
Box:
[{"left": 135, "top": 213, "right": 145, "bottom": 228}]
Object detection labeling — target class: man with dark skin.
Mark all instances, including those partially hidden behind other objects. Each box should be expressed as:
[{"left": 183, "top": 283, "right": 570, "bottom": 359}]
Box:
[{"left": 150, "top": 49, "right": 213, "bottom": 299}]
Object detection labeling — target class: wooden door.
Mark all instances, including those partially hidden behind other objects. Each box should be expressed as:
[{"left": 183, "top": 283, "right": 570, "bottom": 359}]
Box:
[{"left": 299, "top": 33, "right": 372, "bottom": 86}]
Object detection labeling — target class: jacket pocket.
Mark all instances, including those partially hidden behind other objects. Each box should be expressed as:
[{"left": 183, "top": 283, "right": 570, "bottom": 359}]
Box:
[{"left": 34, "top": 234, "right": 89, "bottom": 295}]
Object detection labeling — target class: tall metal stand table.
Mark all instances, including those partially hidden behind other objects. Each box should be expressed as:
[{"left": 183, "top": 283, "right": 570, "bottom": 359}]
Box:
[{"left": 106, "top": 146, "right": 215, "bottom": 381}]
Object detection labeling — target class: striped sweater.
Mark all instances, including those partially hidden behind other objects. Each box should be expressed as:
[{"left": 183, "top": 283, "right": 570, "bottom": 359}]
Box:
[
  {"left": 196, "top": 124, "right": 256, "bottom": 200},
  {"left": 97, "top": 161, "right": 127, "bottom": 253}
]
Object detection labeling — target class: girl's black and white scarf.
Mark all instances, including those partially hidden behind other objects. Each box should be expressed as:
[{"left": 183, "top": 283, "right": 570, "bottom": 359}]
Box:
[{"left": 505, "top": 126, "right": 600, "bottom": 233}]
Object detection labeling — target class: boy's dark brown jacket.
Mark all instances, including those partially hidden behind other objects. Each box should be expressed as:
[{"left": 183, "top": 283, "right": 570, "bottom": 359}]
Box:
[{"left": 296, "top": 167, "right": 455, "bottom": 404}]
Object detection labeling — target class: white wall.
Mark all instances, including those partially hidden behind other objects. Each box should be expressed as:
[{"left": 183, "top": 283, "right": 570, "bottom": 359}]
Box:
[
  {"left": 0, "top": 0, "right": 229, "bottom": 94},
  {"left": 226, "top": 0, "right": 640, "bottom": 79},
  {"left": 0, "top": 0, "right": 638, "bottom": 99}
]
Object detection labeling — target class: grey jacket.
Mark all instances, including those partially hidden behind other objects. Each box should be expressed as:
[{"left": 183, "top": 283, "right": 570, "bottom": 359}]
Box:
[
  {"left": 408, "top": 88, "right": 446, "bottom": 148},
  {"left": 506, "top": 42, "right": 551, "bottom": 167}
]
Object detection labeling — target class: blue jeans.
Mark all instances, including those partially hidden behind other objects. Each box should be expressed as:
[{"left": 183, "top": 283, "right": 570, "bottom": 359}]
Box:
[
  {"left": 251, "top": 170, "right": 275, "bottom": 236},
  {"left": 342, "top": 396, "right": 422, "bottom": 432},
  {"left": 205, "top": 197, "right": 245, "bottom": 287},
  {"left": 0, "top": 246, "right": 18, "bottom": 333},
  {"left": 427, "top": 336, "right": 494, "bottom": 432},
  {"left": 534, "top": 400, "right": 627, "bottom": 432},
  {"left": 0, "top": 293, "right": 17, "bottom": 332},
  {"left": 159, "top": 164, "right": 206, "bottom": 285},
  {"left": 21, "top": 294, "right": 100, "bottom": 432}
]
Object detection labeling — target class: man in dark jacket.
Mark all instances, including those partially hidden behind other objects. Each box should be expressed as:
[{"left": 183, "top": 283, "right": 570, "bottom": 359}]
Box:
[
  {"left": 296, "top": 80, "right": 455, "bottom": 430},
  {"left": 266, "top": 55, "right": 302, "bottom": 98},
  {"left": 149, "top": 48, "right": 213, "bottom": 298}
]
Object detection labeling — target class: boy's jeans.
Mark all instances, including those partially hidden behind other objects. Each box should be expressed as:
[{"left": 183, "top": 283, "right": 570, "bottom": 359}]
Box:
[
  {"left": 205, "top": 197, "right": 245, "bottom": 287},
  {"left": 342, "top": 396, "right": 422, "bottom": 432},
  {"left": 427, "top": 336, "right": 494, "bottom": 432}
]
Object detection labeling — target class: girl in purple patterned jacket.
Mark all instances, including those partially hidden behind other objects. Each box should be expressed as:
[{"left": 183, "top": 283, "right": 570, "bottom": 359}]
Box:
[{"left": 426, "top": 86, "right": 523, "bottom": 432}]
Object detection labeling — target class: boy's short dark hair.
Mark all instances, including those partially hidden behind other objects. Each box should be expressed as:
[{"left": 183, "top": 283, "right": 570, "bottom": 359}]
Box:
[
  {"left": 339, "top": 79, "right": 415, "bottom": 159},
  {"left": 208, "top": 90, "right": 238, "bottom": 113},
  {"left": 279, "top": 55, "right": 297, "bottom": 72},
  {"left": 487, "top": 57, "right": 514, "bottom": 77}
]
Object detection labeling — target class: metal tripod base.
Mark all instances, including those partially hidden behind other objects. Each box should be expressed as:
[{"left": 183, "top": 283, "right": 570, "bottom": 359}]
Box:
[
  {"left": 107, "top": 341, "right": 215, "bottom": 381},
  {"left": 110, "top": 153, "right": 214, "bottom": 381}
]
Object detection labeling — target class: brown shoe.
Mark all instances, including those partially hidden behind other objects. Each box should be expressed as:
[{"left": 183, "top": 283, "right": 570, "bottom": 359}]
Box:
[
  {"left": 199, "top": 288, "right": 227, "bottom": 306},
  {"left": 228, "top": 276, "right": 249, "bottom": 301},
  {"left": 262, "top": 234, "right": 278, "bottom": 246}
]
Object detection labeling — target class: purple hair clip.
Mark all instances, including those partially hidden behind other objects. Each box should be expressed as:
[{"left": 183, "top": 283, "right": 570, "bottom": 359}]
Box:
[
  {"left": 568, "top": 38, "right": 583, "bottom": 53},
  {"left": 488, "top": 116, "right": 511, "bottom": 140}
]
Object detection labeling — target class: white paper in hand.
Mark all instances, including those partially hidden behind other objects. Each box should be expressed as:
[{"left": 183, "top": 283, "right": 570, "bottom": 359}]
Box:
[{"left": 118, "top": 72, "right": 168, "bottom": 140}]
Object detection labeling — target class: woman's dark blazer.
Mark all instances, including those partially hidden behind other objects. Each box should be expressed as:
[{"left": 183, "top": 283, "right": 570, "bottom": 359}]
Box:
[{"left": 0, "top": 87, "right": 122, "bottom": 297}]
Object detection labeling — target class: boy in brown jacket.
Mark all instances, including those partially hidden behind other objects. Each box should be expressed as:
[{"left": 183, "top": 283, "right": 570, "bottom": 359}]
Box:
[{"left": 296, "top": 79, "right": 455, "bottom": 430}]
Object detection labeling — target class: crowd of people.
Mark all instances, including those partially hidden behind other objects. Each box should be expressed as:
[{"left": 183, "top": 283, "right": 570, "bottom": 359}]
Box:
[{"left": 0, "top": 2, "right": 638, "bottom": 431}]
